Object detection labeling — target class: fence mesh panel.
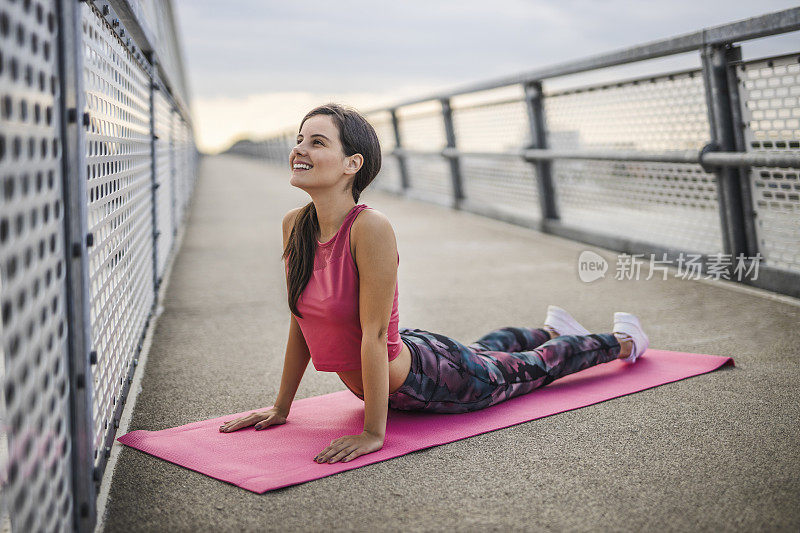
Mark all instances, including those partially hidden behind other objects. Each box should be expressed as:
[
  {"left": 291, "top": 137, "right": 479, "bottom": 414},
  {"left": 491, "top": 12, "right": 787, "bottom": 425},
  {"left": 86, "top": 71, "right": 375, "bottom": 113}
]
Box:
[
  {"left": 365, "top": 111, "right": 402, "bottom": 193},
  {"left": 451, "top": 87, "right": 539, "bottom": 221},
  {"left": 0, "top": 1, "right": 75, "bottom": 531},
  {"left": 396, "top": 103, "right": 451, "bottom": 203},
  {"left": 81, "top": 0, "right": 155, "bottom": 470},
  {"left": 153, "top": 85, "right": 175, "bottom": 279},
  {"left": 737, "top": 54, "right": 800, "bottom": 273},
  {"left": 543, "top": 70, "right": 723, "bottom": 253},
  {"left": 1, "top": 0, "right": 196, "bottom": 530}
]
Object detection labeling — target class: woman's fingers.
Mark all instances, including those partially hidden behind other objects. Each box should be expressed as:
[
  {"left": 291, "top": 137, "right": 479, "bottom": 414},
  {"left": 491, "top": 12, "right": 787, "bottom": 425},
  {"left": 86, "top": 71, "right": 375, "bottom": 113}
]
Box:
[
  {"left": 327, "top": 445, "right": 357, "bottom": 463},
  {"left": 342, "top": 449, "right": 360, "bottom": 462},
  {"left": 313, "top": 433, "right": 383, "bottom": 463},
  {"left": 254, "top": 417, "right": 273, "bottom": 430},
  {"left": 314, "top": 446, "right": 332, "bottom": 462},
  {"left": 315, "top": 439, "right": 342, "bottom": 460},
  {"left": 255, "top": 414, "right": 287, "bottom": 430},
  {"left": 314, "top": 445, "right": 333, "bottom": 462},
  {"left": 315, "top": 438, "right": 351, "bottom": 463},
  {"left": 220, "top": 410, "right": 287, "bottom": 433},
  {"left": 219, "top": 414, "right": 253, "bottom": 432},
  {"left": 219, "top": 420, "right": 237, "bottom": 432}
]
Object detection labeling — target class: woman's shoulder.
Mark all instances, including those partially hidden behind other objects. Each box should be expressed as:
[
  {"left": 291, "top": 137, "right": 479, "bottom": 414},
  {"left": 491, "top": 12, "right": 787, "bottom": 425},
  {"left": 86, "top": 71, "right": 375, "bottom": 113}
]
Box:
[
  {"left": 350, "top": 206, "right": 396, "bottom": 258},
  {"left": 282, "top": 207, "right": 304, "bottom": 246},
  {"left": 282, "top": 206, "right": 304, "bottom": 230},
  {"left": 283, "top": 206, "right": 303, "bottom": 223},
  {"left": 352, "top": 205, "right": 393, "bottom": 236}
]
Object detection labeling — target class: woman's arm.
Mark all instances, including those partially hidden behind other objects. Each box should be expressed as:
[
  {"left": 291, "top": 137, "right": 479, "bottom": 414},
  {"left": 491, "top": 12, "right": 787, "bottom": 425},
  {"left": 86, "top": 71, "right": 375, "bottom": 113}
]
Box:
[
  {"left": 313, "top": 210, "right": 399, "bottom": 463},
  {"left": 274, "top": 207, "right": 310, "bottom": 414},
  {"left": 356, "top": 211, "right": 399, "bottom": 437},
  {"left": 272, "top": 314, "right": 311, "bottom": 414}
]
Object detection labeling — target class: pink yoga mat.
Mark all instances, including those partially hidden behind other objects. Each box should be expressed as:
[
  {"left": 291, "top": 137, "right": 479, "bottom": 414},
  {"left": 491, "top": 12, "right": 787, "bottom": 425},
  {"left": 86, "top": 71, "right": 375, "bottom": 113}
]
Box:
[{"left": 117, "top": 349, "right": 734, "bottom": 493}]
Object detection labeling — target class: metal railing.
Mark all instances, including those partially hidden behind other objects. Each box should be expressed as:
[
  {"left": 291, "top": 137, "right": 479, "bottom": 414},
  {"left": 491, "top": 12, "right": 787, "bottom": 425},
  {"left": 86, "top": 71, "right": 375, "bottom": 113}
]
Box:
[
  {"left": 0, "top": 0, "right": 197, "bottom": 531},
  {"left": 239, "top": 7, "right": 800, "bottom": 300}
]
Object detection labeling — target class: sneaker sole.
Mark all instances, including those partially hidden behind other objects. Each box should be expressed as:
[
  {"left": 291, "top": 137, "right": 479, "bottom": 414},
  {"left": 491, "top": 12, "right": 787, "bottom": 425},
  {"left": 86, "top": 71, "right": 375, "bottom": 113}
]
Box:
[
  {"left": 545, "top": 305, "right": 591, "bottom": 337},
  {"left": 613, "top": 312, "right": 649, "bottom": 363}
]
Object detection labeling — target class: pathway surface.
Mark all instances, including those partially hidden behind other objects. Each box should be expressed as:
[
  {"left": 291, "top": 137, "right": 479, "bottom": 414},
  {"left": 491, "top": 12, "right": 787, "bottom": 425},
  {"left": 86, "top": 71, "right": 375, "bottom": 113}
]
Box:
[{"left": 101, "top": 153, "right": 800, "bottom": 532}]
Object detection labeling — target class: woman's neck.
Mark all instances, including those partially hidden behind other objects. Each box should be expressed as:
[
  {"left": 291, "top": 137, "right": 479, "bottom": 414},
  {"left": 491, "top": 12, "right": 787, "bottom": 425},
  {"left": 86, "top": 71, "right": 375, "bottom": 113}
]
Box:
[{"left": 314, "top": 200, "right": 357, "bottom": 241}]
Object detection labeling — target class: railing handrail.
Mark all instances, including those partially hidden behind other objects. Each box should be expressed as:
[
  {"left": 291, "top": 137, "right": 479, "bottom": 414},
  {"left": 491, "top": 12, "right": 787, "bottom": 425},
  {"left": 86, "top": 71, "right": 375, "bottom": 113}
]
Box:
[
  {"left": 390, "top": 147, "right": 800, "bottom": 169},
  {"left": 238, "top": 9, "right": 800, "bottom": 300},
  {"left": 361, "top": 7, "right": 800, "bottom": 114}
]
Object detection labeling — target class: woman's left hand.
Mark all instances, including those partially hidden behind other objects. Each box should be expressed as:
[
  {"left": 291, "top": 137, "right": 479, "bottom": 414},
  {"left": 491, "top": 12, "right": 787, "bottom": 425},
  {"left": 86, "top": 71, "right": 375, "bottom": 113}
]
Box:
[{"left": 314, "top": 431, "right": 384, "bottom": 464}]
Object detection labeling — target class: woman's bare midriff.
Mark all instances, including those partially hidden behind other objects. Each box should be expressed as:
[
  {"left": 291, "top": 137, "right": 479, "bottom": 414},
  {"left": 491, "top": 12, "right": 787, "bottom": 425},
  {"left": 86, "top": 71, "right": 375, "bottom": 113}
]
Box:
[{"left": 336, "top": 339, "right": 412, "bottom": 398}]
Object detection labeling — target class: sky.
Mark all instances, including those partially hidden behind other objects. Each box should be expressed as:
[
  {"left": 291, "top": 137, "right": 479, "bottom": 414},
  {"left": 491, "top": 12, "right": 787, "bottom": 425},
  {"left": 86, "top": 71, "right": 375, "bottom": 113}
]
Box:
[{"left": 172, "top": 0, "right": 800, "bottom": 154}]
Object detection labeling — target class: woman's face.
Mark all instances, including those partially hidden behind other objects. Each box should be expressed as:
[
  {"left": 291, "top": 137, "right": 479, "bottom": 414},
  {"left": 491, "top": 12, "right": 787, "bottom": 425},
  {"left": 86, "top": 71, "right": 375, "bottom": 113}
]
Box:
[{"left": 289, "top": 114, "right": 360, "bottom": 192}]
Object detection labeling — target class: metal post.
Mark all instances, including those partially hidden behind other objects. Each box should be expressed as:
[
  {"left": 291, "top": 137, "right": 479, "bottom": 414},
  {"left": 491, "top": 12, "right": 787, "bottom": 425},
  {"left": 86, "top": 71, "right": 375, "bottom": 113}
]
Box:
[
  {"left": 390, "top": 109, "right": 411, "bottom": 191},
  {"left": 724, "top": 46, "right": 759, "bottom": 258},
  {"left": 55, "top": 0, "right": 97, "bottom": 530},
  {"left": 440, "top": 98, "right": 465, "bottom": 209},
  {"left": 149, "top": 57, "right": 161, "bottom": 290},
  {"left": 701, "top": 43, "right": 749, "bottom": 259},
  {"left": 169, "top": 109, "right": 180, "bottom": 237},
  {"left": 524, "top": 80, "right": 559, "bottom": 220}
]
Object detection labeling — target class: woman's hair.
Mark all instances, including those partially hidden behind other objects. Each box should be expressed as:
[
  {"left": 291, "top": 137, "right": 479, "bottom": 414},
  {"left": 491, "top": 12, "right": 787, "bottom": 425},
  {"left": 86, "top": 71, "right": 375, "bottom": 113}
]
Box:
[{"left": 282, "top": 103, "right": 382, "bottom": 318}]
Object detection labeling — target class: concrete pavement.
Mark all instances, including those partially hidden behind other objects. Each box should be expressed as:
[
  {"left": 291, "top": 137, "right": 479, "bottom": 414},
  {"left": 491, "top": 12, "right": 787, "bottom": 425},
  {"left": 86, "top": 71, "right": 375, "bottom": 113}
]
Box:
[{"left": 99, "top": 153, "right": 799, "bottom": 532}]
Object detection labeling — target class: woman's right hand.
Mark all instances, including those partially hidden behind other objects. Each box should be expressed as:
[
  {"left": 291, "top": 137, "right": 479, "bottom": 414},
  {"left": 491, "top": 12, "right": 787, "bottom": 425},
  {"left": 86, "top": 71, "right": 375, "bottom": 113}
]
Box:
[{"left": 218, "top": 407, "right": 288, "bottom": 433}]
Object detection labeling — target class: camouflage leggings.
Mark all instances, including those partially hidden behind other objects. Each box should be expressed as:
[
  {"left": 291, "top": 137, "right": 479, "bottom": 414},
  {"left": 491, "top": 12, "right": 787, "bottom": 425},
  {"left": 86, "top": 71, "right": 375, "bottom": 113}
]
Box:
[{"left": 387, "top": 326, "right": 622, "bottom": 413}]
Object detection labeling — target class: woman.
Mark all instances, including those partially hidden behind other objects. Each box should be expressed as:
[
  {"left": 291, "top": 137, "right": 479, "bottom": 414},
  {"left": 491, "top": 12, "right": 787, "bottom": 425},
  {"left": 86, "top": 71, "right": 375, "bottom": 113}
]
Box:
[{"left": 219, "top": 103, "right": 649, "bottom": 465}]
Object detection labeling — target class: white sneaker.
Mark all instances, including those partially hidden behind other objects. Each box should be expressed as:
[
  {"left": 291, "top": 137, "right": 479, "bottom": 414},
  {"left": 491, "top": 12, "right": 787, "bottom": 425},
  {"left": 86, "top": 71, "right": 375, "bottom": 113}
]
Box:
[
  {"left": 544, "top": 305, "right": 591, "bottom": 337},
  {"left": 613, "top": 312, "right": 649, "bottom": 363}
]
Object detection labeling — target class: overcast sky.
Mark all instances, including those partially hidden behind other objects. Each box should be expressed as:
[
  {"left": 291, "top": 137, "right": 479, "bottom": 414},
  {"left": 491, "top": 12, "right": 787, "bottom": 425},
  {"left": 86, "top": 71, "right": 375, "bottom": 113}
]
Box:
[{"left": 172, "top": 1, "right": 800, "bottom": 153}]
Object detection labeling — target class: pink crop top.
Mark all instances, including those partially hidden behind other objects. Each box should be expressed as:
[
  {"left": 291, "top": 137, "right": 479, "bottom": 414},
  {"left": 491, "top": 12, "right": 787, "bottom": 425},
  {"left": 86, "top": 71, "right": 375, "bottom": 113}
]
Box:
[{"left": 287, "top": 204, "right": 402, "bottom": 372}]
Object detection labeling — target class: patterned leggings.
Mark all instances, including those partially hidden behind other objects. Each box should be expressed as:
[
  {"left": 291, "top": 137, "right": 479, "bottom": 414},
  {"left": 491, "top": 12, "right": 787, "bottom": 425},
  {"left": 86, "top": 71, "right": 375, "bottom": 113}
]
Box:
[{"left": 387, "top": 326, "right": 622, "bottom": 413}]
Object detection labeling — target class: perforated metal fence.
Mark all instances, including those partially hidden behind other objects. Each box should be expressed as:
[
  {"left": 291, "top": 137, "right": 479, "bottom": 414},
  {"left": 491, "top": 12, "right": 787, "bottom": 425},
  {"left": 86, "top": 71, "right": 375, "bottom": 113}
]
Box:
[
  {"left": 244, "top": 8, "right": 800, "bottom": 300},
  {"left": 0, "top": 1, "right": 74, "bottom": 531},
  {"left": 736, "top": 53, "right": 800, "bottom": 274},
  {"left": 0, "top": 0, "right": 196, "bottom": 531},
  {"left": 542, "top": 69, "right": 723, "bottom": 255}
]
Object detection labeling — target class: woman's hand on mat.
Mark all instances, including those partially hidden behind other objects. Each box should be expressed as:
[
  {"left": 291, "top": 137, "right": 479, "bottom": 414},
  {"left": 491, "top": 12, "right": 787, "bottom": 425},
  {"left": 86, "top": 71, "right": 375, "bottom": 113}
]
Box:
[
  {"left": 218, "top": 407, "right": 288, "bottom": 433},
  {"left": 314, "top": 431, "right": 384, "bottom": 464}
]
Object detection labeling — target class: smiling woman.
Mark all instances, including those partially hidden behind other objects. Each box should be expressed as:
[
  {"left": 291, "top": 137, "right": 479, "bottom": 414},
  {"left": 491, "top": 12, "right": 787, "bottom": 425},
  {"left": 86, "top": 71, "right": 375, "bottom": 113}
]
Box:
[{"left": 217, "top": 102, "right": 646, "bottom": 466}]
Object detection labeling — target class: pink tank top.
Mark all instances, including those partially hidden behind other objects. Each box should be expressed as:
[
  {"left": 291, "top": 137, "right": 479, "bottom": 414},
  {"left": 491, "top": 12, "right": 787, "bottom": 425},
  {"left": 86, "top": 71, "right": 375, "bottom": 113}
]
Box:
[{"left": 287, "top": 204, "right": 402, "bottom": 372}]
